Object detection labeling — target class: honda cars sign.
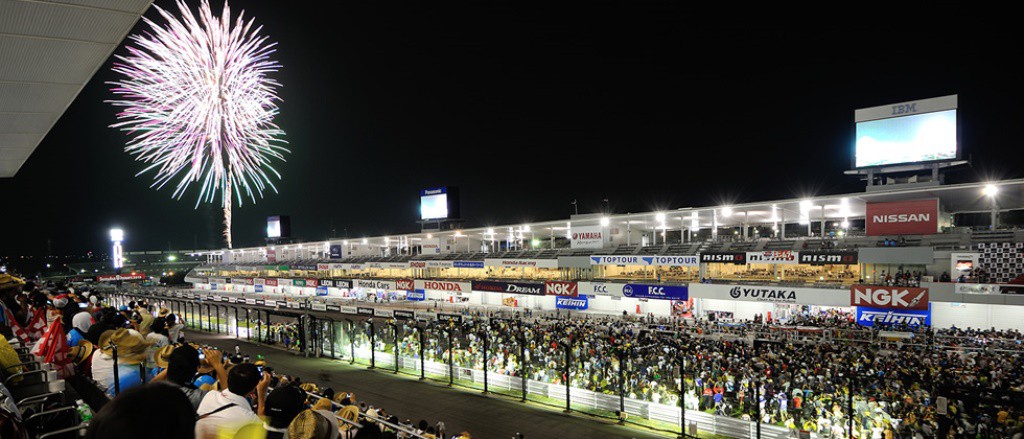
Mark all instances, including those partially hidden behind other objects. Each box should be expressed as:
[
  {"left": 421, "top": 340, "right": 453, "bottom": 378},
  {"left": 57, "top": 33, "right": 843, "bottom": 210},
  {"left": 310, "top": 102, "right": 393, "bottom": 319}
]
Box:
[
  {"left": 850, "top": 285, "right": 929, "bottom": 310},
  {"left": 865, "top": 199, "right": 939, "bottom": 236}
]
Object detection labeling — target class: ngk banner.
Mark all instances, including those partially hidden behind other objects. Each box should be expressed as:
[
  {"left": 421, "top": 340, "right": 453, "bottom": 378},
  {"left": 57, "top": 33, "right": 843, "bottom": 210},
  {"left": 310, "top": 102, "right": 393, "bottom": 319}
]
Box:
[
  {"left": 856, "top": 306, "right": 931, "bottom": 327},
  {"left": 746, "top": 251, "right": 799, "bottom": 265},
  {"left": 570, "top": 225, "right": 605, "bottom": 249},
  {"left": 544, "top": 281, "right": 578, "bottom": 297},
  {"left": 472, "top": 280, "right": 544, "bottom": 296},
  {"left": 415, "top": 279, "right": 471, "bottom": 293},
  {"left": 395, "top": 279, "right": 415, "bottom": 291},
  {"left": 798, "top": 251, "right": 858, "bottom": 265},
  {"left": 865, "top": 199, "right": 939, "bottom": 236},
  {"left": 698, "top": 252, "right": 747, "bottom": 265},
  {"left": 850, "top": 285, "right": 929, "bottom": 310}
]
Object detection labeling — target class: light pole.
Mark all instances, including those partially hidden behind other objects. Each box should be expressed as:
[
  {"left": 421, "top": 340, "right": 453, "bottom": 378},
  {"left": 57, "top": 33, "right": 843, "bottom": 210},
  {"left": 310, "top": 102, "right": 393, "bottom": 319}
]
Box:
[
  {"left": 984, "top": 184, "right": 999, "bottom": 230},
  {"left": 110, "top": 228, "right": 124, "bottom": 286}
]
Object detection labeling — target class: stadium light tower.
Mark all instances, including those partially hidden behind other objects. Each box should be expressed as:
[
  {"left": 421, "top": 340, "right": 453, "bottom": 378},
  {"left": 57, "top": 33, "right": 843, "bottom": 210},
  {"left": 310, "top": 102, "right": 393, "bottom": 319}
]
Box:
[
  {"left": 984, "top": 184, "right": 999, "bottom": 229},
  {"left": 110, "top": 228, "right": 124, "bottom": 272}
]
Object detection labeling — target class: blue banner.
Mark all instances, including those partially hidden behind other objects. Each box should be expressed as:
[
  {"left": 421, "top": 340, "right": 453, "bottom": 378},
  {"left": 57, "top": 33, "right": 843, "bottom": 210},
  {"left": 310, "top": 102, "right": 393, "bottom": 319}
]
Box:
[
  {"left": 621, "top": 283, "right": 688, "bottom": 300},
  {"left": 254, "top": 284, "right": 263, "bottom": 293},
  {"left": 407, "top": 290, "right": 426, "bottom": 301},
  {"left": 329, "top": 244, "right": 343, "bottom": 259},
  {"left": 555, "top": 295, "right": 589, "bottom": 310},
  {"left": 856, "top": 305, "right": 931, "bottom": 327},
  {"left": 453, "top": 261, "right": 484, "bottom": 269},
  {"left": 315, "top": 286, "right": 329, "bottom": 296}
]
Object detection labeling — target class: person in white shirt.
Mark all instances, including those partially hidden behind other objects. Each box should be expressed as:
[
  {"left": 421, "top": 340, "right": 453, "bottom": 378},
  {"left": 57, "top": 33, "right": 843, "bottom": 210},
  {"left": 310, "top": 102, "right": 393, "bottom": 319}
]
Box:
[{"left": 195, "top": 363, "right": 271, "bottom": 438}]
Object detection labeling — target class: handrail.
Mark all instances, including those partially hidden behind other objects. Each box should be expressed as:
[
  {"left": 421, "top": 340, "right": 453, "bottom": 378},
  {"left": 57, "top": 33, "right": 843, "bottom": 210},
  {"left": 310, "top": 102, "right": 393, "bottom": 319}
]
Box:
[{"left": 305, "top": 391, "right": 431, "bottom": 439}]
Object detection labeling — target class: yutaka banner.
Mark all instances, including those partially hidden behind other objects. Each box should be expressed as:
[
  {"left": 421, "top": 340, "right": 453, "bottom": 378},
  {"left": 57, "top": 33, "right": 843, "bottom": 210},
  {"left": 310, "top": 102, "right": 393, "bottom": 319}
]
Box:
[
  {"left": 865, "top": 199, "right": 939, "bottom": 236},
  {"left": 589, "top": 255, "right": 699, "bottom": 267},
  {"left": 690, "top": 283, "right": 850, "bottom": 306},
  {"left": 849, "top": 285, "right": 929, "bottom": 310},
  {"left": 856, "top": 305, "right": 931, "bottom": 327}
]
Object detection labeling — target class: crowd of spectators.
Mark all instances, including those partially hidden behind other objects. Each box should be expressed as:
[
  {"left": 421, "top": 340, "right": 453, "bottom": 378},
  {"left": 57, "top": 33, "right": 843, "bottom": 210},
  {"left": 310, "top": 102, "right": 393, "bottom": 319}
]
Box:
[{"left": 0, "top": 275, "right": 465, "bottom": 439}]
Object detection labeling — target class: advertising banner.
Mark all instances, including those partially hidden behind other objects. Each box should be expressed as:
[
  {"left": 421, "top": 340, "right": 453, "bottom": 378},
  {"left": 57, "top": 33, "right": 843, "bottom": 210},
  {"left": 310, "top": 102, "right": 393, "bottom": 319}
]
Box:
[
  {"left": 421, "top": 238, "right": 442, "bottom": 254},
  {"left": 865, "top": 199, "right": 939, "bottom": 236},
  {"left": 315, "top": 286, "right": 329, "bottom": 296},
  {"left": 589, "top": 255, "right": 698, "bottom": 267},
  {"left": 394, "top": 310, "right": 415, "bottom": 320},
  {"left": 544, "top": 281, "right": 578, "bottom": 297},
  {"left": 355, "top": 279, "right": 397, "bottom": 290},
  {"left": 231, "top": 278, "right": 253, "bottom": 285},
  {"left": 414, "top": 279, "right": 472, "bottom": 293},
  {"left": 437, "top": 313, "right": 463, "bottom": 324},
  {"left": 453, "top": 261, "right": 484, "bottom": 269},
  {"left": 357, "top": 307, "right": 374, "bottom": 316},
  {"left": 329, "top": 244, "right": 343, "bottom": 259},
  {"left": 254, "top": 285, "right": 264, "bottom": 293},
  {"left": 311, "top": 303, "right": 328, "bottom": 312},
  {"left": 265, "top": 278, "right": 279, "bottom": 287},
  {"left": 484, "top": 259, "right": 559, "bottom": 268},
  {"left": 471, "top": 280, "right": 544, "bottom": 296},
  {"left": 798, "top": 251, "right": 858, "bottom": 265},
  {"left": 555, "top": 295, "right": 589, "bottom": 310},
  {"left": 950, "top": 252, "right": 980, "bottom": 279},
  {"left": 255, "top": 299, "right": 266, "bottom": 306},
  {"left": 253, "top": 278, "right": 266, "bottom": 285},
  {"left": 304, "top": 278, "right": 318, "bottom": 287},
  {"left": 317, "top": 263, "right": 330, "bottom": 271},
  {"left": 954, "top": 284, "right": 1024, "bottom": 295},
  {"left": 621, "top": 283, "right": 688, "bottom": 300},
  {"left": 395, "top": 279, "right": 415, "bottom": 291},
  {"left": 746, "top": 251, "right": 799, "bottom": 265},
  {"left": 96, "top": 273, "right": 147, "bottom": 282},
  {"left": 698, "top": 252, "right": 747, "bottom": 265},
  {"left": 849, "top": 285, "right": 929, "bottom": 310},
  {"left": 246, "top": 298, "right": 257, "bottom": 305},
  {"left": 339, "top": 306, "right": 358, "bottom": 314},
  {"left": 690, "top": 283, "right": 850, "bottom": 306},
  {"left": 578, "top": 281, "right": 626, "bottom": 297},
  {"left": 291, "top": 279, "right": 307, "bottom": 287},
  {"left": 266, "top": 248, "right": 276, "bottom": 263},
  {"left": 570, "top": 225, "right": 606, "bottom": 249},
  {"left": 409, "top": 261, "right": 428, "bottom": 269},
  {"left": 856, "top": 305, "right": 931, "bottom": 327},
  {"left": 367, "top": 262, "right": 410, "bottom": 270},
  {"left": 317, "top": 279, "right": 334, "bottom": 287},
  {"left": 334, "top": 279, "right": 352, "bottom": 289},
  {"left": 406, "top": 290, "right": 426, "bottom": 301},
  {"left": 276, "top": 300, "right": 287, "bottom": 307},
  {"left": 374, "top": 309, "right": 393, "bottom": 318},
  {"left": 326, "top": 305, "right": 341, "bottom": 312}
]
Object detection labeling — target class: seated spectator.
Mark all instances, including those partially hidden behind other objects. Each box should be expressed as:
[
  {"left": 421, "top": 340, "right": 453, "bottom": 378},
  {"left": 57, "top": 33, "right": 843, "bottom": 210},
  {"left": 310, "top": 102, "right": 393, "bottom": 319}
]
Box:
[
  {"left": 85, "top": 383, "right": 196, "bottom": 439},
  {"left": 90, "top": 328, "right": 154, "bottom": 397},
  {"left": 288, "top": 408, "right": 341, "bottom": 439},
  {"left": 153, "top": 344, "right": 227, "bottom": 410},
  {"left": 195, "top": 363, "right": 271, "bottom": 438},
  {"left": 235, "top": 385, "right": 306, "bottom": 439}
]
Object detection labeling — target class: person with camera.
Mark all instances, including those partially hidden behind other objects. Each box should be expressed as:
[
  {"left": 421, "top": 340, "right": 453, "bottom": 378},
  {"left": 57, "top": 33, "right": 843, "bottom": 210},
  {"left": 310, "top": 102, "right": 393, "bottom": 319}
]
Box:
[{"left": 195, "top": 362, "right": 272, "bottom": 438}]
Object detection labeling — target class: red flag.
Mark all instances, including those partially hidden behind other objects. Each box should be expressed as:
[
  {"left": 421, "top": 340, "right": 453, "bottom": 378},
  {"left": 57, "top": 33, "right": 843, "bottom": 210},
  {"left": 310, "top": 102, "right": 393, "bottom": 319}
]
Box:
[{"left": 34, "top": 318, "right": 72, "bottom": 378}]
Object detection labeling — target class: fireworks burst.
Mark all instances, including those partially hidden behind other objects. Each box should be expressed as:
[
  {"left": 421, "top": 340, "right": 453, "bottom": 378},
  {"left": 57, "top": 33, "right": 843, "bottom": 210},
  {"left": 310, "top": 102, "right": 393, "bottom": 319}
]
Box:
[{"left": 108, "top": 0, "right": 287, "bottom": 247}]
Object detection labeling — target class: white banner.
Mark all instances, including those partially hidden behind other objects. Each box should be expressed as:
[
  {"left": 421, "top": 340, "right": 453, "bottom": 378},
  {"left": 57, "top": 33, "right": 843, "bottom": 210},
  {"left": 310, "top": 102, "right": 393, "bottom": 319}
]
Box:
[
  {"left": 414, "top": 279, "right": 472, "bottom": 293},
  {"left": 367, "top": 262, "right": 410, "bottom": 269},
  {"left": 570, "top": 225, "right": 606, "bottom": 249},
  {"left": 354, "top": 279, "right": 397, "bottom": 290},
  {"left": 589, "top": 255, "right": 699, "bottom": 267},
  {"left": 578, "top": 281, "right": 625, "bottom": 297},
  {"left": 339, "top": 306, "right": 358, "bottom": 314},
  {"left": 690, "top": 283, "right": 849, "bottom": 306},
  {"left": 374, "top": 309, "right": 394, "bottom": 317},
  {"left": 954, "top": 284, "right": 1002, "bottom": 295},
  {"left": 484, "top": 258, "right": 559, "bottom": 268},
  {"left": 746, "top": 251, "right": 800, "bottom": 265}
]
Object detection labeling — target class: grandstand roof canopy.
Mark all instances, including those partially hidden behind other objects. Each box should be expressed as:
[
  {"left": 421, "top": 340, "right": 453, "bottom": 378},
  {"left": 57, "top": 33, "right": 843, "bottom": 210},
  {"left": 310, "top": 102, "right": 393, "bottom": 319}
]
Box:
[{"left": 0, "top": 0, "right": 153, "bottom": 177}]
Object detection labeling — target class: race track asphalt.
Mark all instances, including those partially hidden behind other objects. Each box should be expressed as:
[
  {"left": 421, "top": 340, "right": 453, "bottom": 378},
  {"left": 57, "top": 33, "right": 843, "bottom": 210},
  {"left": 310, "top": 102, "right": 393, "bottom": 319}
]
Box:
[{"left": 186, "top": 330, "right": 671, "bottom": 439}]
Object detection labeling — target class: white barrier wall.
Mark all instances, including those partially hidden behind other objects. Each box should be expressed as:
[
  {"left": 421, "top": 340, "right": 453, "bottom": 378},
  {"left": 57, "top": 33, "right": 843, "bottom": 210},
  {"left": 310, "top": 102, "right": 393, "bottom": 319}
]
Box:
[
  {"left": 698, "top": 299, "right": 773, "bottom": 321},
  {"left": 930, "top": 302, "right": 1024, "bottom": 330}
]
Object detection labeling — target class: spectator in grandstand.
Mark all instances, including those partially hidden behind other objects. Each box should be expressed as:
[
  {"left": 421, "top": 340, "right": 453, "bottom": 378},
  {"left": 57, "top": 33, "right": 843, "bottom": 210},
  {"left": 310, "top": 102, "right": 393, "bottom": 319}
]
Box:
[
  {"left": 195, "top": 363, "right": 271, "bottom": 437},
  {"left": 236, "top": 384, "right": 307, "bottom": 439},
  {"left": 153, "top": 344, "right": 227, "bottom": 409},
  {"left": 85, "top": 383, "right": 196, "bottom": 439},
  {"left": 166, "top": 313, "right": 185, "bottom": 343},
  {"left": 288, "top": 408, "right": 341, "bottom": 439},
  {"left": 146, "top": 317, "right": 170, "bottom": 349},
  {"left": 91, "top": 328, "right": 155, "bottom": 397}
]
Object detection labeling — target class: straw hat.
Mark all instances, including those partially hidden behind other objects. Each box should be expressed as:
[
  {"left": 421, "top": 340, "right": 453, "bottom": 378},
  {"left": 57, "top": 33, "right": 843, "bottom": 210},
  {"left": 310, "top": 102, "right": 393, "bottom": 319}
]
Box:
[
  {"left": 154, "top": 344, "right": 177, "bottom": 369},
  {"left": 158, "top": 308, "right": 171, "bottom": 317},
  {"left": 68, "top": 340, "right": 95, "bottom": 365},
  {"left": 101, "top": 328, "right": 154, "bottom": 364},
  {"left": 0, "top": 274, "right": 25, "bottom": 287}
]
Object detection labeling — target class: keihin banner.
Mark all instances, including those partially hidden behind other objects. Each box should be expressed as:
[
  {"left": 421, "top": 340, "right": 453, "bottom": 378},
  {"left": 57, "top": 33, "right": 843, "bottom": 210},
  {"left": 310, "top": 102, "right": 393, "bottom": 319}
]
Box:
[
  {"left": 555, "top": 295, "right": 589, "bottom": 310},
  {"left": 849, "top": 285, "right": 929, "bottom": 310},
  {"left": 589, "top": 255, "right": 698, "bottom": 267},
  {"left": 865, "top": 199, "right": 939, "bottom": 236},
  {"left": 856, "top": 305, "right": 931, "bottom": 327},
  {"left": 690, "top": 283, "right": 850, "bottom": 306},
  {"left": 746, "top": 251, "right": 799, "bottom": 265},
  {"left": 570, "top": 225, "right": 605, "bottom": 249}
]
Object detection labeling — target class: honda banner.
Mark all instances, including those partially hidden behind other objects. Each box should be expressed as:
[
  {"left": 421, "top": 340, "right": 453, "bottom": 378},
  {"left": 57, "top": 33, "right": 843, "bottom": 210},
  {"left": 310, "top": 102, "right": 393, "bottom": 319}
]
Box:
[
  {"left": 472, "top": 280, "right": 544, "bottom": 296},
  {"left": 621, "top": 283, "right": 688, "bottom": 300},
  {"left": 698, "top": 252, "right": 747, "bottom": 265},
  {"left": 414, "top": 279, "right": 472, "bottom": 293},
  {"left": 856, "top": 305, "right": 931, "bottom": 327},
  {"left": 746, "top": 251, "right": 799, "bottom": 265},
  {"left": 264, "top": 278, "right": 278, "bottom": 287},
  {"left": 849, "top": 285, "right": 929, "bottom": 310},
  {"left": 570, "top": 225, "right": 606, "bottom": 249},
  {"left": 798, "top": 251, "right": 858, "bottom": 265},
  {"left": 544, "top": 280, "right": 578, "bottom": 297},
  {"left": 555, "top": 295, "right": 589, "bottom": 310},
  {"left": 865, "top": 199, "right": 939, "bottom": 236}
]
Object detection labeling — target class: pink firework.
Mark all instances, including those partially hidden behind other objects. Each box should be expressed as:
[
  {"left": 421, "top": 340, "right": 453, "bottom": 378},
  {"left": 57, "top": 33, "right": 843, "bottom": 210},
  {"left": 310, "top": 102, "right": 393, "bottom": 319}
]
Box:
[{"left": 108, "top": 0, "right": 287, "bottom": 248}]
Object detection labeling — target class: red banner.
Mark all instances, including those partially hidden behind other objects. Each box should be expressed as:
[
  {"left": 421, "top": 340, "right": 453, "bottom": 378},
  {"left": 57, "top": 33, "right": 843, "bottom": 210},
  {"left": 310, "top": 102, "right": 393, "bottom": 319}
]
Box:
[
  {"left": 545, "top": 281, "right": 578, "bottom": 297},
  {"left": 850, "top": 285, "right": 929, "bottom": 310},
  {"left": 96, "top": 273, "right": 146, "bottom": 282},
  {"left": 865, "top": 199, "right": 938, "bottom": 236},
  {"left": 395, "top": 279, "right": 415, "bottom": 291},
  {"left": 264, "top": 278, "right": 279, "bottom": 286}
]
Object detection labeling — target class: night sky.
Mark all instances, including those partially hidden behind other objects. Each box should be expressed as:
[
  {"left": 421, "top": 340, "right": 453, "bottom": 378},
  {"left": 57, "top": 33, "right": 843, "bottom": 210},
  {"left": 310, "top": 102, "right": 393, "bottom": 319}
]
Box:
[{"left": 2, "top": 1, "right": 1020, "bottom": 256}]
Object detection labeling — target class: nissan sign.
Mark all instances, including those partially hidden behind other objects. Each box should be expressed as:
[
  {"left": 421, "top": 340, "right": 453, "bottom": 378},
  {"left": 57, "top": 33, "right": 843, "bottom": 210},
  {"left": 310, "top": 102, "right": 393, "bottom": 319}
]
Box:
[
  {"left": 698, "top": 252, "right": 747, "bottom": 265},
  {"left": 865, "top": 199, "right": 939, "bottom": 236},
  {"left": 850, "top": 285, "right": 929, "bottom": 310},
  {"left": 798, "top": 251, "right": 858, "bottom": 265}
]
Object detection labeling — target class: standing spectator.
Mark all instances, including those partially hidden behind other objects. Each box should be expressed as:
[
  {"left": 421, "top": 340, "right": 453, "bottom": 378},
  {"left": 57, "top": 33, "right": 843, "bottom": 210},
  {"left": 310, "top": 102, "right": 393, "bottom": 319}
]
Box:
[
  {"left": 195, "top": 363, "right": 271, "bottom": 437},
  {"left": 85, "top": 384, "right": 195, "bottom": 439}
]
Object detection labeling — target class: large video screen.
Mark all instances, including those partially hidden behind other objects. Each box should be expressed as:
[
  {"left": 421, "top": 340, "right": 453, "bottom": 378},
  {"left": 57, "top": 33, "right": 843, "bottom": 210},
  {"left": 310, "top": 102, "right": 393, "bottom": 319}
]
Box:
[
  {"left": 855, "top": 109, "right": 957, "bottom": 168},
  {"left": 267, "top": 216, "right": 281, "bottom": 238},
  {"left": 420, "top": 189, "right": 448, "bottom": 220}
]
